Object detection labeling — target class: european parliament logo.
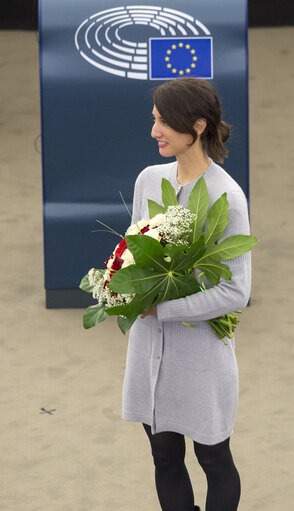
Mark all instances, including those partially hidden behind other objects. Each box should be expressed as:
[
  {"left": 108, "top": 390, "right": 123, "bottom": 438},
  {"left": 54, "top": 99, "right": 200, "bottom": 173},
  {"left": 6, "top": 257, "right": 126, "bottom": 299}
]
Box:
[
  {"left": 75, "top": 6, "right": 213, "bottom": 81},
  {"left": 149, "top": 37, "right": 212, "bottom": 80}
]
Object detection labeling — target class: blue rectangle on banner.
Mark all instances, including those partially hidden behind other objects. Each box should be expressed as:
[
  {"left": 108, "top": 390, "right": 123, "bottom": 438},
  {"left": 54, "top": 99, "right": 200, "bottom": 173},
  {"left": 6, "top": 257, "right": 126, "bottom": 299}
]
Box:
[{"left": 149, "top": 37, "right": 213, "bottom": 80}]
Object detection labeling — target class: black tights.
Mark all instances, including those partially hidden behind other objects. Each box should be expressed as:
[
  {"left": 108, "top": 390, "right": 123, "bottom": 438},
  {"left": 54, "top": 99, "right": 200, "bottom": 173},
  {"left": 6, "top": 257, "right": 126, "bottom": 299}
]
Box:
[{"left": 142, "top": 423, "right": 241, "bottom": 511}]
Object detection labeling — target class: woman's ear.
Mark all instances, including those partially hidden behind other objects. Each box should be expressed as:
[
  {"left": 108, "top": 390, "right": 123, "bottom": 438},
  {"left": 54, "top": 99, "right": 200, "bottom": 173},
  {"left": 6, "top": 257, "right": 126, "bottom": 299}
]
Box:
[{"left": 193, "top": 118, "right": 207, "bottom": 136}]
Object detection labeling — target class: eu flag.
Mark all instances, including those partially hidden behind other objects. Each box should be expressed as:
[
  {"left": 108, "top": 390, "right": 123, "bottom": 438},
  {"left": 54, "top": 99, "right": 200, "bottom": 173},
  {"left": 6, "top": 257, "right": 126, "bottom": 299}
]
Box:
[{"left": 149, "top": 37, "right": 213, "bottom": 80}]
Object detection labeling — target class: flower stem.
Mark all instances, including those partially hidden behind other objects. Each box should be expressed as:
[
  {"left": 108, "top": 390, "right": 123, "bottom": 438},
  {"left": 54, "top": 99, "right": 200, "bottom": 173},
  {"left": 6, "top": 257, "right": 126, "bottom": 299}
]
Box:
[
  {"left": 119, "top": 191, "right": 132, "bottom": 218},
  {"left": 93, "top": 219, "right": 124, "bottom": 239}
]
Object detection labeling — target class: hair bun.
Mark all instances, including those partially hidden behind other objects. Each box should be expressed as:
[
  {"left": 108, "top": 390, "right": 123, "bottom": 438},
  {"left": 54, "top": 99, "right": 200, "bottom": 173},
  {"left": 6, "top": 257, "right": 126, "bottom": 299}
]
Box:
[{"left": 218, "top": 120, "right": 230, "bottom": 143}]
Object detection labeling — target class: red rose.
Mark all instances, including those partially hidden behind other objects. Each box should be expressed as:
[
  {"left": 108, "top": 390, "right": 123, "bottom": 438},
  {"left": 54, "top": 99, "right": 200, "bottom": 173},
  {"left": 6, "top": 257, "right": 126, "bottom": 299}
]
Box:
[
  {"left": 115, "top": 238, "right": 127, "bottom": 258},
  {"left": 140, "top": 225, "right": 150, "bottom": 234},
  {"left": 112, "top": 256, "right": 124, "bottom": 271}
]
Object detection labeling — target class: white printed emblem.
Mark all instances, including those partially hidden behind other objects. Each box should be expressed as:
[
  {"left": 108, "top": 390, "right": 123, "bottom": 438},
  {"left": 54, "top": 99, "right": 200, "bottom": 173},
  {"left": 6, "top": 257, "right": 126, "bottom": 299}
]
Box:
[{"left": 74, "top": 5, "right": 212, "bottom": 80}]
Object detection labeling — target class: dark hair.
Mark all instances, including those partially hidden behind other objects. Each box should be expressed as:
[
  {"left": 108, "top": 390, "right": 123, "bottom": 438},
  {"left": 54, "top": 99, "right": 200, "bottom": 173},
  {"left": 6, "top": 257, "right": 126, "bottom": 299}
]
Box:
[{"left": 152, "top": 77, "right": 230, "bottom": 163}]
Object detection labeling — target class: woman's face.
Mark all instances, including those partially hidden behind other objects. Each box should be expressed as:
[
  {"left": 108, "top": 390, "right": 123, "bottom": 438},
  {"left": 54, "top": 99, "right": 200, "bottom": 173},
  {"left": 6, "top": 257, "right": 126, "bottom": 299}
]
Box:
[{"left": 151, "top": 105, "right": 194, "bottom": 158}]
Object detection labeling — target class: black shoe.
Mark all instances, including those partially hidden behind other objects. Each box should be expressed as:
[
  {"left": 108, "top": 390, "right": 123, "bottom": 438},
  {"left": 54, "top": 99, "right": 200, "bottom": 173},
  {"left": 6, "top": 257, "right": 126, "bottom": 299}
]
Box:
[{"left": 194, "top": 506, "right": 201, "bottom": 511}]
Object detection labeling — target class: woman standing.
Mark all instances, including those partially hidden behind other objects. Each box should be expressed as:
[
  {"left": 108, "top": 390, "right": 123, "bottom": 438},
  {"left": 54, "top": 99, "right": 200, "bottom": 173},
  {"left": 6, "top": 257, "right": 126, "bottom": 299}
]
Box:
[{"left": 122, "top": 77, "right": 251, "bottom": 511}]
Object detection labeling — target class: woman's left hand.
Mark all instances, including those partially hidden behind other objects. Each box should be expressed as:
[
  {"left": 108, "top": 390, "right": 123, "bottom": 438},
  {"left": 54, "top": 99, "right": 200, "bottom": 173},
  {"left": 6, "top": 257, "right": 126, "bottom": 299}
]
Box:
[{"left": 140, "top": 305, "right": 157, "bottom": 319}]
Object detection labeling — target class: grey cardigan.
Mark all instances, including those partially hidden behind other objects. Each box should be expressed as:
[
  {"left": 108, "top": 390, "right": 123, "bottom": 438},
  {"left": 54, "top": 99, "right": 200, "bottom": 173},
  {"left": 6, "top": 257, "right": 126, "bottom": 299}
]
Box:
[{"left": 121, "top": 159, "right": 251, "bottom": 444}]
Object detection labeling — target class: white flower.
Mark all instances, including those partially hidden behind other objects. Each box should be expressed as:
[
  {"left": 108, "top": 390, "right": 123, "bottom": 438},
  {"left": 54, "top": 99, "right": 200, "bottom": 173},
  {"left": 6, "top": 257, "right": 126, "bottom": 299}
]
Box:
[
  {"left": 88, "top": 268, "right": 95, "bottom": 286},
  {"left": 126, "top": 224, "right": 140, "bottom": 235},
  {"left": 136, "top": 219, "right": 150, "bottom": 230},
  {"left": 106, "top": 256, "right": 114, "bottom": 269},
  {"left": 121, "top": 248, "right": 135, "bottom": 268},
  {"left": 158, "top": 205, "right": 197, "bottom": 245},
  {"left": 149, "top": 213, "right": 166, "bottom": 228},
  {"left": 88, "top": 268, "right": 103, "bottom": 287},
  {"left": 91, "top": 271, "right": 134, "bottom": 308},
  {"left": 144, "top": 228, "right": 162, "bottom": 242},
  {"left": 105, "top": 268, "right": 111, "bottom": 281}
]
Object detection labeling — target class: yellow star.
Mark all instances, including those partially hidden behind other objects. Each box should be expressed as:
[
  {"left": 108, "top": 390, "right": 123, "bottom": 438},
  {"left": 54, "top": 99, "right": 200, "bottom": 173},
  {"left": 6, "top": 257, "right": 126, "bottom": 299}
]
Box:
[
  {"left": 185, "top": 44, "right": 190, "bottom": 49},
  {"left": 191, "top": 63, "right": 196, "bottom": 68},
  {"left": 167, "top": 49, "right": 171, "bottom": 54},
  {"left": 193, "top": 56, "right": 197, "bottom": 61},
  {"left": 172, "top": 68, "right": 177, "bottom": 73},
  {"left": 186, "top": 68, "right": 191, "bottom": 73},
  {"left": 178, "top": 42, "right": 184, "bottom": 47},
  {"left": 172, "top": 44, "right": 177, "bottom": 49},
  {"left": 167, "top": 63, "right": 172, "bottom": 68},
  {"left": 179, "top": 70, "right": 184, "bottom": 75},
  {"left": 191, "top": 49, "right": 195, "bottom": 54},
  {"left": 165, "top": 56, "right": 170, "bottom": 61}
]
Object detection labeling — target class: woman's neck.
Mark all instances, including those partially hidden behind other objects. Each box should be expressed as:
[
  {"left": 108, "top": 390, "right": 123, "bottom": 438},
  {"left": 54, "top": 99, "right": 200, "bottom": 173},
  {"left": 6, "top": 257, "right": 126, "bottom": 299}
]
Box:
[{"left": 176, "top": 144, "right": 210, "bottom": 186}]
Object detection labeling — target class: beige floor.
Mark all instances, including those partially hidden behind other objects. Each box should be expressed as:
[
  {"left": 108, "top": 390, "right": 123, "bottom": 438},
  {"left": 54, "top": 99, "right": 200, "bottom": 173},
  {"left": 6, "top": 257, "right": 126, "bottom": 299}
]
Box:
[{"left": 0, "top": 27, "right": 293, "bottom": 511}]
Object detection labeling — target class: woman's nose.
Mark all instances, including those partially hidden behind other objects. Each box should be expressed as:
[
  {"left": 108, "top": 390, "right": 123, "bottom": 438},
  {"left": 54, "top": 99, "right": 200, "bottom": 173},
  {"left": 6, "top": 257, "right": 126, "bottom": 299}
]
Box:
[{"left": 151, "top": 122, "right": 159, "bottom": 138}]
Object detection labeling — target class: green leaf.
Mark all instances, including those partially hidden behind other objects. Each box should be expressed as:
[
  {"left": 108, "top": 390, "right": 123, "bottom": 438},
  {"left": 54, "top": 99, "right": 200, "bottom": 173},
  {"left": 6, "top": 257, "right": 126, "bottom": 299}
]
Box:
[
  {"left": 79, "top": 270, "right": 105, "bottom": 293},
  {"left": 107, "top": 241, "right": 204, "bottom": 318},
  {"left": 79, "top": 274, "right": 93, "bottom": 293},
  {"left": 187, "top": 176, "right": 210, "bottom": 243},
  {"left": 203, "top": 193, "right": 229, "bottom": 245},
  {"left": 148, "top": 199, "right": 166, "bottom": 218},
  {"left": 117, "top": 315, "right": 136, "bottom": 334},
  {"left": 173, "top": 235, "right": 206, "bottom": 272},
  {"left": 125, "top": 234, "right": 168, "bottom": 271},
  {"left": 106, "top": 262, "right": 203, "bottom": 322},
  {"left": 106, "top": 286, "right": 161, "bottom": 318},
  {"left": 107, "top": 269, "right": 201, "bottom": 319},
  {"left": 197, "top": 258, "right": 232, "bottom": 285},
  {"left": 161, "top": 178, "right": 178, "bottom": 208},
  {"left": 83, "top": 304, "right": 108, "bottom": 329},
  {"left": 163, "top": 243, "right": 189, "bottom": 269},
  {"left": 108, "top": 265, "right": 165, "bottom": 294},
  {"left": 156, "top": 273, "right": 201, "bottom": 302},
  {"left": 196, "top": 235, "right": 259, "bottom": 263}
]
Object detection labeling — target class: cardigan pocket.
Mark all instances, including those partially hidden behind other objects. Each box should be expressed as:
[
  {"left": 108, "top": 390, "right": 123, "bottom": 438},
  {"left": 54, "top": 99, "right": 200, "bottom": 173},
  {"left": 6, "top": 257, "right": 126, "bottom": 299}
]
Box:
[
  {"left": 128, "top": 316, "right": 152, "bottom": 359},
  {"left": 166, "top": 323, "right": 212, "bottom": 372}
]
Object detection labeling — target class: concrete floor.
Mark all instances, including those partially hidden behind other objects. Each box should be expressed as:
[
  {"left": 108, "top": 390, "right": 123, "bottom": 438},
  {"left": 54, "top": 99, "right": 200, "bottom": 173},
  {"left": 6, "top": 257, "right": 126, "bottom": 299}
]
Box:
[{"left": 0, "top": 27, "right": 293, "bottom": 511}]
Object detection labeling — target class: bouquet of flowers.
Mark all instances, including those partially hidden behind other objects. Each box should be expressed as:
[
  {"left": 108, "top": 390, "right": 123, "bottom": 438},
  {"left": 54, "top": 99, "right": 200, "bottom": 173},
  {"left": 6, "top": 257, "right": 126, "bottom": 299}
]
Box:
[{"left": 80, "top": 177, "right": 258, "bottom": 344}]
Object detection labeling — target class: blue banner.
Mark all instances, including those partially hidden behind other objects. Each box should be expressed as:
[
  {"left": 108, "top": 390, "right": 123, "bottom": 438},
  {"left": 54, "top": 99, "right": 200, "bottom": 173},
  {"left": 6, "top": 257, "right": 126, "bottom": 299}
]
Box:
[{"left": 39, "top": 0, "right": 248, "bottom": 306}]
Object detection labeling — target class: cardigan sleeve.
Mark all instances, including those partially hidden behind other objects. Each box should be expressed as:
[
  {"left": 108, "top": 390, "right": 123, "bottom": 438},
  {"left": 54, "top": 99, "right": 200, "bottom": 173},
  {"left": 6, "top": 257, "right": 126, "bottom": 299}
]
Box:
[
  {"left": 157, "top": 189, "right": 252, "bottom": 322},
  {"left": 131, "top": 171, "right": 144, "bottom": 225}
]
